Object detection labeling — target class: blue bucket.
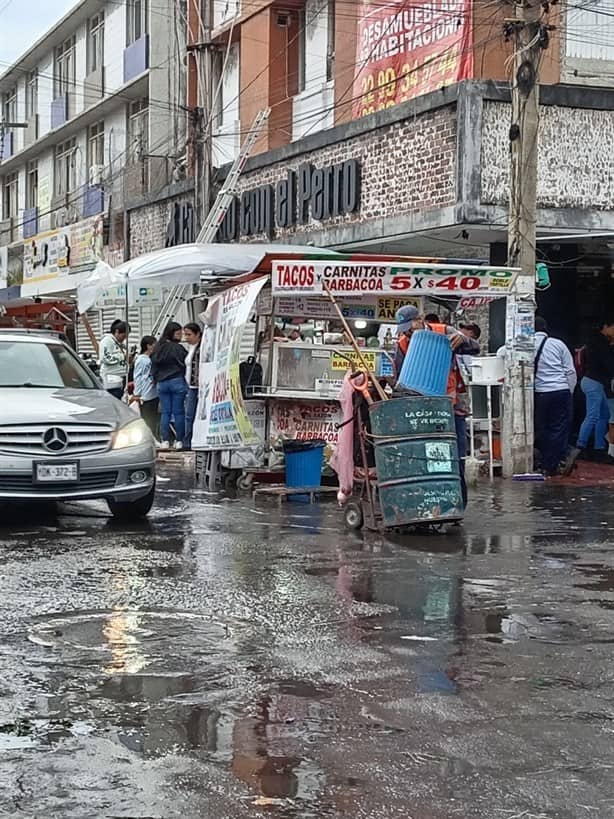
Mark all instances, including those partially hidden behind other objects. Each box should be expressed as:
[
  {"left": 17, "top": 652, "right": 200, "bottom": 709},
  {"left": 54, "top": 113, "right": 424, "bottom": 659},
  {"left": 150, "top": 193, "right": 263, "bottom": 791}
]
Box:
[
  {"left": 284, "top": 440, "right": 325, "bottom": 503},
  {"left": 398, "top": 330, "right": 451, "bottom": 396}
]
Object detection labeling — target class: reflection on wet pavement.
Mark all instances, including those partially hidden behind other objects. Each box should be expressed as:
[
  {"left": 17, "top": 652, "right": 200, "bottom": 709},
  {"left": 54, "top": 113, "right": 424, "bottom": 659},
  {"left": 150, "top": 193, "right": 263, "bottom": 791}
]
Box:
[{"left": 1, "top": 474, "right": 614, "bottom": 817}]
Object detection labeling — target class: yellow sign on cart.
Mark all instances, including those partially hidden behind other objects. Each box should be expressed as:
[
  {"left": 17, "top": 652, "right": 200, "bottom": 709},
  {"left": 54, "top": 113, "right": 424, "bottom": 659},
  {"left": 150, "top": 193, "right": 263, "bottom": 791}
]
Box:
[
  {"left": 376, "top": 297, "right": 422, "bottom": 321},
  {"left": 331, "top": 351, "right": 376, "bottom": 372}
]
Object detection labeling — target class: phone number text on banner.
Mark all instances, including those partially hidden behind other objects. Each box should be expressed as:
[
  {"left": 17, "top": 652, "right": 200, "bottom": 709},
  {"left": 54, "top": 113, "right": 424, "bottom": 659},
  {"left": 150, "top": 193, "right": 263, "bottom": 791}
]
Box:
[
  {"left": 272, "top": 261, "right": 517, "bottom": 297},
  {"left": 353, "top": 0, "right": 473, "bottom": 119}
]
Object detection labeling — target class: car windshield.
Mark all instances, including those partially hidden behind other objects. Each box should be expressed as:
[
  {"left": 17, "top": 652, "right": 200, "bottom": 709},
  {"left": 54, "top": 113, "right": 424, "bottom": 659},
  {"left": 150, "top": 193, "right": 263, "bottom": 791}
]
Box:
[{"left": 0, "top": 340, "right": 98, "bottom": 389}]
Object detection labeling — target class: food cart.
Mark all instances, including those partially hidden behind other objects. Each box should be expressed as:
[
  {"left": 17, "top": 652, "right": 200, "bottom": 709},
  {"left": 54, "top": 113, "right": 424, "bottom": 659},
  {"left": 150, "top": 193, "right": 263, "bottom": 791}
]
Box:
[
  {"left": 75, "top": 245, "right": 525, "bottom": 488},
  {"left": 189, "top": 253, "right": 521, "bottom": 490}
]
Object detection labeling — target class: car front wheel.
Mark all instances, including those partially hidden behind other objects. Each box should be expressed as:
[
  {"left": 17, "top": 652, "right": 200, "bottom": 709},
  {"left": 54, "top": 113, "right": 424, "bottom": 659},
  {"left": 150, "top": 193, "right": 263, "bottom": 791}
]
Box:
[{"left": 107, "top": 484, "right": 155, "bottom": 520}]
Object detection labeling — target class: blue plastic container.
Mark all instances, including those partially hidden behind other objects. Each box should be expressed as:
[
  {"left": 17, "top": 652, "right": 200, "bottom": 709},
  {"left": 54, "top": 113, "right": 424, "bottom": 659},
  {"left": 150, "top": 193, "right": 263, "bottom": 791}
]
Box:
[
  {"left": 398, "top": 330, "right": 451, "bottom": 396},
  {"left": 284, "top": 440, "right": 325, "bottom": 503}
]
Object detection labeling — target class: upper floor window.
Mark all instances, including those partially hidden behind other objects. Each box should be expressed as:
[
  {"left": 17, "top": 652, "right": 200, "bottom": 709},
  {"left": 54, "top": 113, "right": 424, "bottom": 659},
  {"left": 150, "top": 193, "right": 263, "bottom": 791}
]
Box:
[
  {"left": 88, "top": 122, "right": 105, "bottom": 179},
  {"left": 26, "top": 160, "right": 38, "bottom": 209},
  {"left": 3, "top": 172, "right": 18, "bottom": 220},
  {"left": 87, "top": 12, "right": 105, "bottom": 74},
  {"left": 55, "top": 137, "right": 77, "bottom": 197},
  {"left": 212, "top": 0, "right": 239, "bottom": 29},
  {"left": 3, "top": 88, "right": 17, "bottom": 127},
  {"left": 298, "top": 0, "right": 335, "bottom": 92},
  {"left": 127, "top": 0, "right": 148, "bottom": 45},
  {"left": 55, "top": 36, "right": 76, "bottom": 98},
  {"left": 26, "top": 71, "right": 38, "bottom": 119},
  {"left": 326, "top": 0, "right": 335, "bottom": 82},
  {"left": 128, "top": 98, "right": 149, "bottom": 160}
]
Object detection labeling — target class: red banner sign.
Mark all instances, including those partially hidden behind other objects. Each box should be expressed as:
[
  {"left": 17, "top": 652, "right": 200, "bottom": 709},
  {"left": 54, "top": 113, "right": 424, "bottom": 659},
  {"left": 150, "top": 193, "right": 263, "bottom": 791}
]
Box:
[{"left": 353, "top": 0, "right": 473, "bottom": 119}]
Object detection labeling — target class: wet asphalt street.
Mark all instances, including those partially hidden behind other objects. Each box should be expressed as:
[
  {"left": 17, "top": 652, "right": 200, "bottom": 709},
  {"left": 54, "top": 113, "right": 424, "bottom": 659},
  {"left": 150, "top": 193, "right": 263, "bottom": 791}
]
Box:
[{"left": 2, "top": 462, "right": 614, "bottom": 819}]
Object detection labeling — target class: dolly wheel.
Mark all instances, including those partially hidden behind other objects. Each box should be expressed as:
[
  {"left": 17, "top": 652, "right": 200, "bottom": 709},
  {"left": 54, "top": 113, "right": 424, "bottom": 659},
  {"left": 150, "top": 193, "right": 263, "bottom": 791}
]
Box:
[
  {"left": 236, "top": 472, "right": 254, "bottom": 492},
  {"left": 344, "top": 501, "right": 364, "bottom": 530}
]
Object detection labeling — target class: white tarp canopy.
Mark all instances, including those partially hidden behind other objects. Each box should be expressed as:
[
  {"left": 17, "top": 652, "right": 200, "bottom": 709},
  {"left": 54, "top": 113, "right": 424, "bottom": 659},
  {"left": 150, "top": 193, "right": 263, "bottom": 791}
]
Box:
[{"left": 77, "top": 243, "right": 340, "bottom": 314}]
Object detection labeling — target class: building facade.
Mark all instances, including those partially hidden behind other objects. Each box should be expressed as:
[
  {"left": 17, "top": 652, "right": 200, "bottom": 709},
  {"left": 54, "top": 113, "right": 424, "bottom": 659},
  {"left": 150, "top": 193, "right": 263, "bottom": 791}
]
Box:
[
  {"left": 187, "top": 0, "right": 614, "bottom": 349},
  {"left": 0, "top": 0, "right": 186, "bottom": 302}
]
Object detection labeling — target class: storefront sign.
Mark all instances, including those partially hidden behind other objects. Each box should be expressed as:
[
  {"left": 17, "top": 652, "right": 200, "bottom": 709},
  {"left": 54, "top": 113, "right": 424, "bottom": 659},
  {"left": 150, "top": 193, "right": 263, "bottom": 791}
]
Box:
[
  {"left": 97, "top": 283, "right": 162, "bottom": 308},
  {"left": 376, "top": 296, "right": 422, "bottom": 321},
  {"left": 457, "top": 295, "right": 496, "bottom": 309},
  {"left": 38, "top": 176, "right": 51, "bottom": 217},
  {"left": 165, "top": 201, "right": 195, "bottom": 247},
  {"left": 272, "top": 260, "right": 517, "bottom": 297},
  {"left": 218, "top": 160, "right": 361, "bottom": 241},
  {"left": 331, "top": 351, "right": 376, "bottom": 372},
  {"left": 246, "top": 400, "right": 266, "bottom": 441},
  {"left": 352, "top": 0, "right": 473, "bottom": 119},
  {"left": 270, "top": 400, "right": 343, "bottom": 467},
  {"left": 193, "top": 277, "right": 268, "bottom": 450},
  {"left": 275, "top": 294, "right": 376, "bottom": 321},
  {"left": 23, "top": 215, "right": 104, "bottom": 283}
]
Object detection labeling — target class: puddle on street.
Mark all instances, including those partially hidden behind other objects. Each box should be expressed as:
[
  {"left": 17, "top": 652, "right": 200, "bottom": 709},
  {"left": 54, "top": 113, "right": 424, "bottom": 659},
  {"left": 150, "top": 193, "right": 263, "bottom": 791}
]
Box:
[
  {"left": 575, "top": 562, "right": 614, "bottom": 592},
  {"left": 0, "top": 718, "right": 94, "bottom": 751},
  {"left": 20, "top": 607, "right": 334, "bottom": 812},
  {"left": 28, "top": 609, "right": 236, "bottom": 675},
  {"left": 6, "top": 479, "right": 614, "bottom": 817}
]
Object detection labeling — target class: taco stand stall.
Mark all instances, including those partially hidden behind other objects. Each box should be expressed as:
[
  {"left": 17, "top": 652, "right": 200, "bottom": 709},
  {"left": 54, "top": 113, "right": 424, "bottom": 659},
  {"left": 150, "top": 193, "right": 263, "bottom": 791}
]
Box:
[
  {"left": 76, "top": 246, "right": 532, "bottom": 486},
  {"left": 187, "top": 254, "right": 526, "bottom": 490}
]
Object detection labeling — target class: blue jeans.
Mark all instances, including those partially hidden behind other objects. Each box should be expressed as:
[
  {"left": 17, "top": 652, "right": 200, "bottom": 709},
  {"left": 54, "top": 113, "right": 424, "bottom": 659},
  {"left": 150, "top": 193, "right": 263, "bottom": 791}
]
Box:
[
  {"left": 184, "top": 388, "right": 199, "bottom": 449},
  {"left": 577, "top": 376, "right": 609, "bottom": 451},
  {"left": 157, "top": 377, "right": 187, "bottom": 443}
]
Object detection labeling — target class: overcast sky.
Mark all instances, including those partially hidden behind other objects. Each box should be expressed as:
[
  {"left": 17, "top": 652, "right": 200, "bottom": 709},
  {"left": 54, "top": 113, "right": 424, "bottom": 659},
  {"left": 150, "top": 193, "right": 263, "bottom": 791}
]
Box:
[{"left": 0, "top": 0, "right": 77, "bottom": 66}]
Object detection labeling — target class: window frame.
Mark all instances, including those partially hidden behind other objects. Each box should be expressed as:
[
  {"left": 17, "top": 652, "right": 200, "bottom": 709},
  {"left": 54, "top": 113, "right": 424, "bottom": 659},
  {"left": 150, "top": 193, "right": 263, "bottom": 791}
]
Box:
[
  {"left": 87, "top": 12, "right": 105, "bottom": 75},
  {"left": 55, "top": 35, "right": 76, "bottom": 99},
  {"left": 127, "top": 0, "right": 148, "bottom": 45},
  {"left": 128, "top": 98, "right": 149, "bottom": 161},
  {"left": 87, "top": 121, "right": 105, "bottom": 179},
  {"left": 26, "top": 160, "right": 38, "bottom": 210},
  {"left": 3, "top": 87, "right": 17, "bottom": 134},
  {"left": 3, "top": 171, "right": 18, "bottom": 221},
  {"left": 26, "top": 70, "right": 38, "bottom": 119},
  {"left": 326, "top": 0, "right": 335, "bottom": 82},
  {"left": 54, "top": 137, "right": 77, "bottom": 197}
]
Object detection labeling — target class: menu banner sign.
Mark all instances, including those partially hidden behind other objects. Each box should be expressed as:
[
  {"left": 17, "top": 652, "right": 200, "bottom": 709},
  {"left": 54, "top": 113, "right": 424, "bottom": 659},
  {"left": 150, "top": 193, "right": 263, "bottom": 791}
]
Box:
[
  {"left": 192, "top": 277, "right": 268, "bottom": 450},
  {"left": 23, "top": 215, "right": 104, "bottom": 283},
  {"left": 270, "top": 400, "right": 343, "bottom": 467},
  {"left": 272, "top": 260, "right": 517, "bottom": 298},
  {"left": 352, "top": 0, "right": 473, "bottom": 119}
]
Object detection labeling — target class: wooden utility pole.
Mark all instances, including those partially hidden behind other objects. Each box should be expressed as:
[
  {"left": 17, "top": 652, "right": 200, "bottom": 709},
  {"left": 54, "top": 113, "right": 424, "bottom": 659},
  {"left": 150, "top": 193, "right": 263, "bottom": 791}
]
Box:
[{"left": 502, "top": 0, "right": 544, "bottom": 476}]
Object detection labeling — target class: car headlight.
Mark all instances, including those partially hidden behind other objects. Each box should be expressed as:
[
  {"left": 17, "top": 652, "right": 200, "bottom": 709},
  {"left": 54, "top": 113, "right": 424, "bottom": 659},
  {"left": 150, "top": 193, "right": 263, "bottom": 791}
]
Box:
[{"left": 112, "top": 419, "right": 150, "bottom": 450}]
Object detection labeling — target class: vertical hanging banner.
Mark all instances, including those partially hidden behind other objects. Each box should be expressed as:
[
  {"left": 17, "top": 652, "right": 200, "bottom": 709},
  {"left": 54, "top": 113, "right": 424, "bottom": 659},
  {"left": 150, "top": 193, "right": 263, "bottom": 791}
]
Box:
[
  {"left": 352, "top": 0, "right": 473, "bottom": 119},
  {"left": 192, "top": 277, "right": 267, "bottom": 450}
]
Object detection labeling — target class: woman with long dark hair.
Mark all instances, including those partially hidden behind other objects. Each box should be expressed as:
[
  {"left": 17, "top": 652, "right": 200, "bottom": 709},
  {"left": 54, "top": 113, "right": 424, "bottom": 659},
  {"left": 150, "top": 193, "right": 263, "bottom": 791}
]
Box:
[
  {"left": 150, "top": 322, "right": 187, "bottom": 450},
  {"left": 183, "top": 322, "right": 202, "bottom": 450}
]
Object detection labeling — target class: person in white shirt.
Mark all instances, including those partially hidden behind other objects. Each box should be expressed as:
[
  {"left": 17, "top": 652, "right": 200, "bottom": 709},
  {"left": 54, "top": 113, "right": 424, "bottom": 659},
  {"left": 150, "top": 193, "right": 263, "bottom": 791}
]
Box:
[
  {"left": 533, "top": 316, "right": 577, "bottom": 475},
  {"left": 99, "top": 321, "right": 128, "bottom": 399}
]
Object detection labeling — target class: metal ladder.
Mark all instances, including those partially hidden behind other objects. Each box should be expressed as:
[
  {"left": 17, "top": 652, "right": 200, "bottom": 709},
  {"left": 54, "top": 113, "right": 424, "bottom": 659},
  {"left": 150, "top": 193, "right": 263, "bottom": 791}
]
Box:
[{"left": 151, "top": 108, "right": 271, "bottom": 336}]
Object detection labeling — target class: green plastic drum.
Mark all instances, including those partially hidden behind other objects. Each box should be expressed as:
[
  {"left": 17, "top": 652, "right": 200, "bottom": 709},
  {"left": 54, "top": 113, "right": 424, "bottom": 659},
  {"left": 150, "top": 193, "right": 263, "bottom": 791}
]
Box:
[{"left": 369, "top": 396, "right": 464, "bottom": 528}]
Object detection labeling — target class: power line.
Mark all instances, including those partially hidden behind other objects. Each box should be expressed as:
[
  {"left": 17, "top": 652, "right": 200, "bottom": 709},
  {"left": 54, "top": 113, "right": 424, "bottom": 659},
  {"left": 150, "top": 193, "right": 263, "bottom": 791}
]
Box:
[
  {"left": 5, "top": 124, "right": 183, "bottom": 237},
  {"left": 0, "top": 54, "right": 188, "bottom": 117}
]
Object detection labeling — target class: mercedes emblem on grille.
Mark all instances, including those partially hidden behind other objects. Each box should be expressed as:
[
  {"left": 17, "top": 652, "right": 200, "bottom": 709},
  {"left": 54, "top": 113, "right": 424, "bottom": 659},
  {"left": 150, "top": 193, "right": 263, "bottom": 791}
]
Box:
[{"left": 42, "top": 427, "right": 68, "bottom": 453}]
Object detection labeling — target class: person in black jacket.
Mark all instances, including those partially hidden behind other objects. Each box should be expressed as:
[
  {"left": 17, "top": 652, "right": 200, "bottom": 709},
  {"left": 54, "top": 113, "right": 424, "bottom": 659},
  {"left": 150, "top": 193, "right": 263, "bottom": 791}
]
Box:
[
  {"left": 150, "top": 321, "right": 187, "bottom": 451},
  {"left": 565, "top": 316, "right": 614, "bottom": 471}
]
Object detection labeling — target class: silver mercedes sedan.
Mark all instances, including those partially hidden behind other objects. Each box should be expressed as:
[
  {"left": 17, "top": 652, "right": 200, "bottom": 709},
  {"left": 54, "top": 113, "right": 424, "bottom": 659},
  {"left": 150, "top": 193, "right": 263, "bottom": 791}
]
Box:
[{"left": 0, "top": 329, "right": 156, "bottom": 519}]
